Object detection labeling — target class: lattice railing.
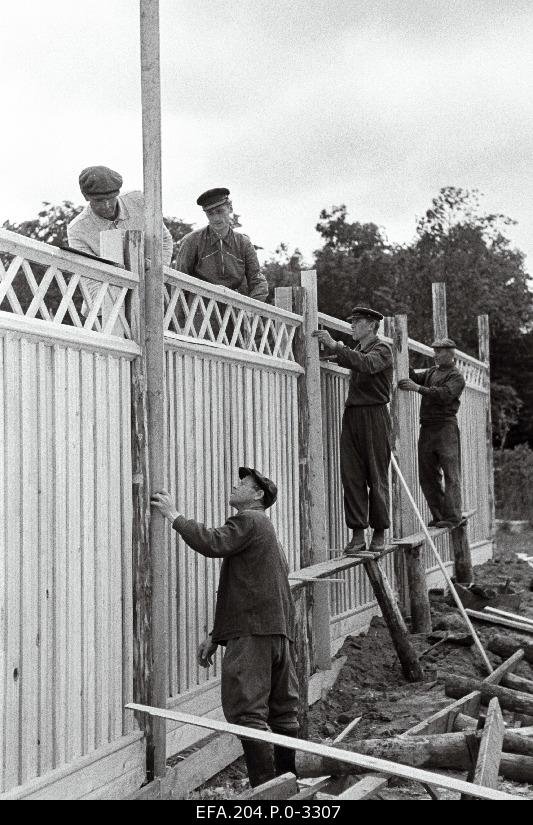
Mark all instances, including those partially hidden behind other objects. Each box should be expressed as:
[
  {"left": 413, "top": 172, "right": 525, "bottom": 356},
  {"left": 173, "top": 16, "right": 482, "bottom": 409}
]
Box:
[
  {"left": 164, "top": 266, "right": 300, "bottom": 361},
  {"left": 0, "top": 229, "right": 138, "bottom": 339}
]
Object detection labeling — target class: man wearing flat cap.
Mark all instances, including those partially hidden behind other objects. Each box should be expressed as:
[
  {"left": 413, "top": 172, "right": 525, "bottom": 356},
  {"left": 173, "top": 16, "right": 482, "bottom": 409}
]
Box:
[
  {"left": 399, "top": 338, "right": 465, "bottom": 527},
  {"left": 67, "top": 165, "right": 173, "bottom": 267},
  {"left": 176, "top": 188, "right": 269, "bottom": 301},
  {"left": 152, "top": 467, "right": 299, "bottom": 788},
  {"left": 313, "top": 307, "right": 393, "bottom": 554}
]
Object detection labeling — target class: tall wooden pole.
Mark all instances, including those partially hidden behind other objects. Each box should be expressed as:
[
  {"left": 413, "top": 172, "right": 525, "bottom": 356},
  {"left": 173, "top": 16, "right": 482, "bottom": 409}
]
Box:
[
  {"left": 478, "top": 315, "right": 495, "bottom": 541},
  {"left": 432, "top": 283, "right": 448, "bottom": 340},
  {"left": 140, "top": 0, "right": 168, "bottom": 779}
]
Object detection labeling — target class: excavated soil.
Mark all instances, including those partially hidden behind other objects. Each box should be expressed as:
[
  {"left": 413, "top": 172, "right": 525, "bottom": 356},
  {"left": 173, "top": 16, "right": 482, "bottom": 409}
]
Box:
[{"left": 188, "top": 530, "right": 533, "bottom": 800}]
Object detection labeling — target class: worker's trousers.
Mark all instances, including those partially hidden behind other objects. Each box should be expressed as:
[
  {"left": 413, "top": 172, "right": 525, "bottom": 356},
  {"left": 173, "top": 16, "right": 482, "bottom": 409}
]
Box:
[
  {"left": 340, "top": 405, "right": 391, "bottom": 531},
  {"left": 418, "top": 421, "right": 462, "bottom": 523}
]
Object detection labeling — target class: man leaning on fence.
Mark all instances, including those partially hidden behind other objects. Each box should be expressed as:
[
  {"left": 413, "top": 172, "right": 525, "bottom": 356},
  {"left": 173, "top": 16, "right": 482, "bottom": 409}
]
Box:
[
  {"left": 399, "top": 337, "right": 465, "bottom": 528},
  {"left": 313, "top": 307, "right": 393, "bottom": 555},
  {"left": 176, "top": 188, "right": 269, "bottom": 302},
  {"left": 151, "top": 467, "right": 299, "bottom": 789}
]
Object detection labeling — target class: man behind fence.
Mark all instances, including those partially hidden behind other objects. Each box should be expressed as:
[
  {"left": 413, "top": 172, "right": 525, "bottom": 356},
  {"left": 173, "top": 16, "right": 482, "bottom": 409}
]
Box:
[
  {"left": 176, "top": 188, "right": 269, "bottom": 302},
  {"left": 313, "top": 307, "right": 393, "bottom": 555},
  {"left": 398, "top": 337, "right": 465, "bottom": 528},
  {"left": 151, "top": 467, "right": 299, "bottom": 788}
]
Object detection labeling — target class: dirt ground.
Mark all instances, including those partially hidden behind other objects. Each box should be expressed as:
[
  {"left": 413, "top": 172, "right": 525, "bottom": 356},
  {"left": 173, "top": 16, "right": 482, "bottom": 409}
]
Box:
[{"left": 189, "top": 529, "right": 533, "bottom": 800}]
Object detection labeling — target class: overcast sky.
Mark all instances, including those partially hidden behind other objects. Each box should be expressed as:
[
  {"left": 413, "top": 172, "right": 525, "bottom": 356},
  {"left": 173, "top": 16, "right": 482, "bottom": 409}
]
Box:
[{"left": 1, "top": 0, "right": 533, "bottom": 267}]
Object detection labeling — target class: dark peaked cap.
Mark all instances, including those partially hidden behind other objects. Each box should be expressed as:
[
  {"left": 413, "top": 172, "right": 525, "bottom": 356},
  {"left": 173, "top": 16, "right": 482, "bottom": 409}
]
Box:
[
  {"left": 79, "top": 166, "right": 123, "bottom": 197},
  {"left": 431, "top": 337, "right": 457, "bottom": 349},
  {"left": 197, "top": 188, "right": 230, "bottom": 211},
  {"left": 238, "top": 467, "right": 277, "bottom": 509},
  {"left": 346, "top": 306, "right": 384, "bottom": 322}
]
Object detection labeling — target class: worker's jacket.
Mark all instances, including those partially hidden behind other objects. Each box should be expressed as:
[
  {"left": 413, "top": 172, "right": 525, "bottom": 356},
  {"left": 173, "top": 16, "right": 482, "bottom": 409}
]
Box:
[
  {"left": 336, "top": 336, "right": 393, "bottom": 406},
  {"left": 410, "top": 365, "right": 465, "bottom": 424},
  {"left": 172, "top": 508, "right": 294, "bottom": 644},
  {"left": 176, "top": 226, "right": 269, "bottom": 301}
]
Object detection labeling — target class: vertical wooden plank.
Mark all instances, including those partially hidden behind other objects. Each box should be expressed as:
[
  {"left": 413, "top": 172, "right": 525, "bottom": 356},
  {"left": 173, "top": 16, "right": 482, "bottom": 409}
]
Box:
[
  {"left": 478, "top": 314, "right": 495, "bottom": 541},
  {"left": 176, "top": 353, "right": 188, "bottom": 693},
  {"left": 107, "top": 354, "right": 123, "bottom": 739},
  {"left": 53, "top": 345, "right": 67, "bottom": 769},
  {"left": 20, "top": 339, "right": 39, "bottom": 782},
  {"left": 166, "top": 350, "right": 178, "bottom": 699},
  {"left": 0, "top": 337, "right": 5, "bottom": 792},
  {"left": 80, "top": 350, "right": 96, "bottom": 751},
  {"left": 120, "top": 357, "right": 135, "bottom": 734},
  {"left": 94, "top": 352, "right": 110, "bottom": 748},
  {"left": 432, "top": 282, "right": 448, "bottom": 340},
  {"left": 37, "top": 343, "right": 54, "bottom": 774},
  {"left": 140, "top": 0, "right": 168, "bottom": 778},
  {"left": 4, "top": 337, "right": 22, "bottom": 790},
  {"left": 294, "top": 271, "right": 331, "bottom": 671},
  {"left": 66, "top": 348, "right": 83, "bottom": 762}
]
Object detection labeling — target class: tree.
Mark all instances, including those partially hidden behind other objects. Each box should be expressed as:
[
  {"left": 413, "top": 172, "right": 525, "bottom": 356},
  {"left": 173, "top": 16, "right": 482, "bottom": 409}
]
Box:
[
  {"left": 262, "top": 243, "right": 303, "bottom": 302},
  {"left": 491, "top": 383, "right": 523, "bottom": 451}
]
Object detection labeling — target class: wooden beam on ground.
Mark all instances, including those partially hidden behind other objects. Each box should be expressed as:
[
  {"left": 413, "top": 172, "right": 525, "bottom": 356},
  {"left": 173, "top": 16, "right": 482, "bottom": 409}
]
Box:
[
  {"left": 362, "top": 557, "right": 424, "bottom": 681},
  {"left": 473, "top": 698, "right": 505, "bottom": 789},
  {"left": 502, "top": 673, "right": 533, "bottom": 696},
  {"left": 237, "top": 773, "right": 298, "bottom": 801},
  {"left": 466, "top": 609, "right": 533, "bottom": 635},
  {"left": 489, "top": 635, "right": 533, "bottom": 665},
  {"left": 403, "top": 691, "right": 482, "bottom": 736},
  {"left": 161, "top": 733, "right": 243, "bottom": 800},
  {"left": 293, "top": 275, "right": 331, "bottom": 674},
  {"left": 444, "top": 675, "right": 533, "bottom": 717},
  {"left": 485, "top": 607, "right": 533, "bottom": 628},
  {"left": 139, "top": 0, "right": 168, "bottom": 780},
  {"left": 483, "top": 650, "right": 524, "bottom": 685},
  {"left": 332, "top": 774, "right": 389, "bottom": 800},
  {"left": 125, "top": 703, "right": 522, "bottom": 799}
]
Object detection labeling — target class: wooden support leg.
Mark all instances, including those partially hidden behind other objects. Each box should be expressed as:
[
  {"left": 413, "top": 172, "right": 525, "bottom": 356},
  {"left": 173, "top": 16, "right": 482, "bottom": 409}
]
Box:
[
  {"left": 363, "top": 558, "right": 424, "bottom": 682},
  {"left": 404, "top": 543, "right": 432, "bottom": 633},
  {"left": 451, "top": 523, "right": 474, "bottom": 584},
  {"left": 294, "top": 589, "right": 310, "bottom": 738}
]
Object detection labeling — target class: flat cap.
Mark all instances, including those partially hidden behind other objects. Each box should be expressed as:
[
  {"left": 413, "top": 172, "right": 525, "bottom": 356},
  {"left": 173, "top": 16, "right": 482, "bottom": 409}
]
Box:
[
  {"left": 431, "top": 337, "right": 456, "bottom": 349},
  {"left": 239, "top": 466, "right": 277, "bottom": 509},
  {"left": 346, "top": 306, "right": 384, "bottom": 322},
  {"left": 197, "top": 187, "right": 230, "bottom": 211},
  {"left": 79, "top": 166, "right": 123, "bottom": 197}
]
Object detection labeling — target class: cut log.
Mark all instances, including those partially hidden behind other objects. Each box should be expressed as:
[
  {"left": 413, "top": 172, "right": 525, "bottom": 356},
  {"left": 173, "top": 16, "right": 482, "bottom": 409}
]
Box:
[
  {"left": 453, "top": 713, "right": 533, "bottom": 757},
  {"left": 488, "top": 634, "right": 533, "bottom": 665},
  {"left": 502, "top": 673, "right": 533, "bottom": 696},
  {"left": 295, "top": 732, "right": 473, "bottom": 776},
  {"left": 362, "top": 557, "right": 424, "bottom": 682},
  {"left": 473, "top": 698, "right": 504, "bottom": 789},
  {"left": 485, "top": 607, "right": 533, "bottom": 627},
  {"left": 499, "top": 753, "right": 533, "bottom": 784},
  {"left": 450, "top": 522, "right": 474, "bottom": 584},
  {"left": 404, "top": 543, "right": 432, "bottom": 633},
  {"left": 444, "top": 674, "right": 533, "bottom": 717}
]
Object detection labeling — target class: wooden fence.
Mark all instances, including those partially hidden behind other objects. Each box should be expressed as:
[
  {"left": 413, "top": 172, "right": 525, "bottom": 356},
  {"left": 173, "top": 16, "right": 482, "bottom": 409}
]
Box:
[{"left": 0, "top": 228, "right": 494, "bottom": 798}]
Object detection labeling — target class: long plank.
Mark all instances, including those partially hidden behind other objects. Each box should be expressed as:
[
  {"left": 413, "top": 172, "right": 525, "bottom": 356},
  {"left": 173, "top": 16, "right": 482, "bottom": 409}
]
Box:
[
  {"left": 288, "top": 546, "right": 396, "bottom": 583},
  {"left": 403, "top": 692, "right": 482, "bottom": 736},
  {"left": 126, "top": 704, "right": 522, "bottom": 800},
  {"left": 466, "top": 609, "right": 533, "bottom": 635},
  {"left": 473, "top": 698, "right": 505, "bottom": 789},
  {"left": 483, "top": 651, "right": 525, "bottom": 686},
  {"left": 238, "top": 773, "right": 298, "bottom": 801},
  {"left": 392, "top": 509, "right": 477, "bottom": 547},
  {"left": 485, "top": 608, "right": 533, "bottom": 628}
]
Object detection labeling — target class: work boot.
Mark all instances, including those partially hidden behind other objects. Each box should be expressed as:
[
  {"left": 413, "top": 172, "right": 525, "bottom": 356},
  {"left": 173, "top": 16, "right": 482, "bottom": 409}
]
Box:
[
  {"left": 369, "top": 529, "right": 385, "bottom": 551},
  {"left": 271, "top": 728, "right": 298, "bottom": 777},
  {"left": 240, "top": 739, "right": 276, "bottom": 788},
  {"left": 343, "top": 529, "right": 366, "bottom": 556}
]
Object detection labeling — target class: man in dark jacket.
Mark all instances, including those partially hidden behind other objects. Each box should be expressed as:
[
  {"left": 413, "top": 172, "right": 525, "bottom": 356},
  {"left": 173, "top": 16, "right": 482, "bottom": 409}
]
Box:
[
  {"left": 399, "top": 337, "right": 465, "bottom": 527},
  {"left": 151, "top": 467, "right": 298, "bottom": 787},
  {"left": 313, "top": 307, "right": 393, "bottom": 554},
  {"left": 176, "top": 188, "right": 269, "bottom": 301}
]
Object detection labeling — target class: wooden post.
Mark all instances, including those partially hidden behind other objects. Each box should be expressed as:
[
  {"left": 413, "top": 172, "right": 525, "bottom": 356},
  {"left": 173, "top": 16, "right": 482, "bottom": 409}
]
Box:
[
  {"left": 478, "top": 314, "right": 495, "bottom": 541},
  {"left": 140, "top": 0, "right": 168, "bottom": 779},
  {"left": 275, "top": 287, "right": 309, "bottom": 736},
  {"left": 385, "top": 314, "right": 431, "bottom": 631},
  {"left": 123, "top": 229, "right": 155, "bottom": 742},
  {"left": 363, "top": 558, "right": 424, "bottom": 681},
  {"left": 432, "top": 282, "right": 448, "bottom": 340},
  {"left": 292, "top": 272, "right": 331, "bottom": 673}
]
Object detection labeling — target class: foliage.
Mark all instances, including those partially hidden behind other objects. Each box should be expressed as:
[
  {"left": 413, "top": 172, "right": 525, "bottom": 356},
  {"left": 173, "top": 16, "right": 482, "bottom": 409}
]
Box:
[
  {"left": 491, "top": 383, "right": 523, "bottom": 451},
  {"left": 494, "top": 444, "right": 533, "bottom": 520},
  {"left": 262, "top": 243, "right": 304, "bottom": 302}
]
